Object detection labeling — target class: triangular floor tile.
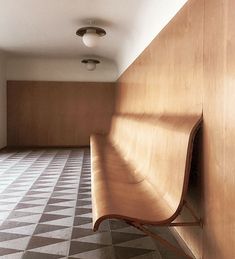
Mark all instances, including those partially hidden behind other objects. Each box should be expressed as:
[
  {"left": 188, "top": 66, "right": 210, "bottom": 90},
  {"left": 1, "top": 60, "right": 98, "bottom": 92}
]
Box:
[
  {"left": 30, "top": 185, "right": 54, "bottom": 189},
  {"left": 73, "top": 217, "right": 92, "bottom": 226},
  {"left": 10, "top": 214, "right": 42, "bottom": 224},
  {"left": 52, "top": 194, "right": 77, "bottom": 200},
  {"left": 0, "top": 196, "right": 21, "bottom": 203},
  {"left": 117, "top": 236, "right": 157, "bottom": 250},
  {"left": 75, "top": 208, "right": 92, "bottom": 216},
  {"left": 34, "top": 224, "right": 69, "bottom": 235},
  {"left": 77, "top": 194, "right": 91, "bottom": 199},
  {"left": 0, "top": 203, "right": 17, "bottom": 211},
  {"left": 21, "top": 198, "right": 48, "bottom": 205},
  {"left": 57, "top": 184, "right": 78, "bottom": 188},
  {"left": 0, "top": 211, "right": 12, "bottom": 221},
  {"left": 22, "top": 251, "right": 64, "bottom": 259},
  {"left": 71, "top": 246, "right": 115, "bottom": 259},
  {"left": 78, "top": 188, "right": 91, "bottom": 193},
  {"left": 21, "top": 196, "right": 47, "bottom": 202},
  {"left": 78, "top": 204, "right": 92, "bottom": 209},
  {"left": 113, "top": 246, "right": 155, "bottom": 259},
  {"left": 1, "top": 251, "right": 24, "bottom": 259},
  {"left": 109, "top": 220, "right": 129, "bottom": 230},
  {"left": 77, "top": 222, "right": 93, "bottom": 229},
  {"left": 36, "top": 227, "right": 72, "bottom": 239},
  {"left": 46, "top": 208, "right": 75, "bottom": 216},
  {"left": 0, "top": 236, "right": 31, "bottom": 250},
  {"left": 15, "top": 205, "right": 45, "bottom": 214},
  {"left": 54, "top": 187, "right": 75, "bottom": 192},
  {"left": 78, "top": 198, "right": 91, "bottom": 202},
  {"left": 26, "top": 191, "right": 50, "bottom": 196},
  {"left": 29, "top": 241, "right": 70, "bottom": 256},
  {"left": 7, "top": 211, "right": 36, "bottom": 220},
  {"left": 71, "top": 228, "right": 95, "bottom": 239},
  {"left": 39, "top": 214, "right": 70, "bottom": 223},
  {"left": 111, "top": 232, "right": 145, "bottom": 245},
  {"left": 47, "top": 198, "right": 74, "bottom": 205},
  {"left": 50, "top": 201, "right": 76, "bottom": 207},
  {"left": 130, "top": 251, "right": 162, "bottom": 259},
  {"left": 30, "top": 188, "right": 54, "bottom": 193},
  {"left": 1, "top": 223, "right": 37, "bottom": 235},
  {"left": 78, "top": 212, "right": 92, "bottom": 218},
  {"left": 0, "top": 248, "right": 23, "bottom": 257},
  {"left": 79, "top": 184, "right": 90, "bottom": 188},
  {"left": 44, "top": 205, "right": 71, "bottom": 213},
  {"left": 14, "top": 203, "right": 41, "bottom": 210},
  {"left": 41, "top": 216, "right": 74, "bottom": 227},
  {"left": 0, "top": 221, "right": 33, "bottom": 231},
  {"left": 26, "top": 192, "right": 51, "bottom": 198},
  {"left": 0, "top": 232, "right": 28, "bottom": 242},
  {"left": 27, "top": 236, "right": 66, "bottom": 250},
  {"left": 112, "top": 226, "right": 143, "bottom": 235},
  {"left": 74, "top": 232, "right": 112, "bottom": 245},
  {"left": 76, "top": 200, "right": 91, "bottom": 207},
  {"left": 69, "top": 241, "right": 107, "bottom": 256}
]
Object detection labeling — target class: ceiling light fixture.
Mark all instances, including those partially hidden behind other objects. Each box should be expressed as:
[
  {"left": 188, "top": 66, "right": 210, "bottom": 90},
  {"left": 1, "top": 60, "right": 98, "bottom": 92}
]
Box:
[
  {"left": 81, "top": 59, "right": 100, "bottom": 71},
  {"left": 76, "top": 26, "right": 106, "bottom": 48}
]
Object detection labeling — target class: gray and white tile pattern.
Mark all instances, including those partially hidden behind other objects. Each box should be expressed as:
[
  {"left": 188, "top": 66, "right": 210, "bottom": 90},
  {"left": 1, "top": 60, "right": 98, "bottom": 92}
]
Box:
[{"left": 0, "top": 148, "right": 182, "bottom": 259}]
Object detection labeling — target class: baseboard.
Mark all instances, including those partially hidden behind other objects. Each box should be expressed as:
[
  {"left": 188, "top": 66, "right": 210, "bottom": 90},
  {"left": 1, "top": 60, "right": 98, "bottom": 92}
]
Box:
[{"left": 0, "top": 146, "right": 7, "bottom": 152}]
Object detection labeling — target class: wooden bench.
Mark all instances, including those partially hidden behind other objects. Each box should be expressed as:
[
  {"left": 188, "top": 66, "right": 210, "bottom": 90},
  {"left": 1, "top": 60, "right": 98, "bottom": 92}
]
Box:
[{"left": 90, "top": 114, "right": 202, "bottom": 258}]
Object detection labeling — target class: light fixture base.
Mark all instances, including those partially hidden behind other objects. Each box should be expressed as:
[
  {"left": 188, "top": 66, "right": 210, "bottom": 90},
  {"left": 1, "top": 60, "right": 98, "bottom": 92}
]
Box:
[
  {"left": 76, "top": 27, "right": 106, "bottom": 37},
  {"left": 81, "top": 59, "right": 100, "bottom": 64}
]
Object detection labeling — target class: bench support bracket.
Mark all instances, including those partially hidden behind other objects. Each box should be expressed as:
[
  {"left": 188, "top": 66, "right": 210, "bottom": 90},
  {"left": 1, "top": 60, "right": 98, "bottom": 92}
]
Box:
[
  {"left": 165, "top": 201, "right": 203, "bottom": 227},
  {"left": 125, "top": 202, "right": 202, "bottom": 259},
  {"left": 128, "top": 221, "right": 193, "bottom": 259}
]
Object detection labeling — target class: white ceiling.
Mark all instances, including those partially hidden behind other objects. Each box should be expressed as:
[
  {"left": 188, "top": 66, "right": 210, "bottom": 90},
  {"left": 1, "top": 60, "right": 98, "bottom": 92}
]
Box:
[{"left": 0, "top": 0, "right": 187, "bottom": 79}]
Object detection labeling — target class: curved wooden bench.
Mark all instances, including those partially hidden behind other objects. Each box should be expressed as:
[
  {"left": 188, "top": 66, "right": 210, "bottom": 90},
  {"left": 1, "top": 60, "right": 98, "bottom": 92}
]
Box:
[{"left": 90, "top": 114, "right": 202, "bottom": 256}]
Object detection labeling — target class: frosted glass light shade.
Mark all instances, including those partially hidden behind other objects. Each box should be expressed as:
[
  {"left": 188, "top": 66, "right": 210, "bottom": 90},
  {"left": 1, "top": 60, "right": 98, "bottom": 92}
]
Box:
[
  {"left": 76, "top": 26, "right": 106, "bottom": 48},
  {"left": 86, "top": 62, "right": 96, "bottom": 71},
  {"left": 82, "top": 29, "right": 99, "bottom": 48},
  {"left": 81, "top": 58, "right": 100, "bottom": 71}
]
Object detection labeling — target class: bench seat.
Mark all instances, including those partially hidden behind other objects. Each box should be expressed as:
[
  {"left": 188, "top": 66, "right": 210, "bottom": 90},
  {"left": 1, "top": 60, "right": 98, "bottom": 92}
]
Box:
[{"left": 91, "top": 114, "right": 202, "bottom": 231}]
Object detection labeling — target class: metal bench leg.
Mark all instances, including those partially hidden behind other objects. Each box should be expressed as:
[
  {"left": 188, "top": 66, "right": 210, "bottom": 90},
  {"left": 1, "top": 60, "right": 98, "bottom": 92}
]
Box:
[{"left": 128, "top": 221, "right": 194, "bottom": 259}]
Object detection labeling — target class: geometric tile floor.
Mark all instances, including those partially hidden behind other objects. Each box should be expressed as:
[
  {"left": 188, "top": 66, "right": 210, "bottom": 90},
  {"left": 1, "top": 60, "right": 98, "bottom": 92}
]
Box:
[{"left": 0, "top": 148, "right": 185, "bottom": 259}]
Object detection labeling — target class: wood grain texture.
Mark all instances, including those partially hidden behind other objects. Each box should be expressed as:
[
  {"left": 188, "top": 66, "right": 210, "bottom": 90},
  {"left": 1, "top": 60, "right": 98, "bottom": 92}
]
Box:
[
  {"left": 115, "top": 0, "right": 204, "bottom": 257},
  {"left": 203, "top": 0, "right": 235, "bottom": 258},
  {"left": 114, "top": 0, "right": 235, "bottom": 257},
  {"left": 115, "top": 0, "right": 203, "bottom": 116},
  {"left": 91, "top": 114, "right": 201, "bottom": 232},
  {"left": 7, "top": 81, "right": 115, "bottom": 147}
]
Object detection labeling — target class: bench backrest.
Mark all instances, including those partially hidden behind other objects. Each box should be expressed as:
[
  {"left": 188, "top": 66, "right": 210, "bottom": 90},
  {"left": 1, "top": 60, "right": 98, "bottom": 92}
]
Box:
[{"left": 108, "top": 114, "right": 202, "bottom": 213}]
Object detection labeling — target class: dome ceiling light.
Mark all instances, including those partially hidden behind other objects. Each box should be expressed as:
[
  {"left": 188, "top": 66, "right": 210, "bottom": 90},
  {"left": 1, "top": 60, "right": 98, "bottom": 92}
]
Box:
[
  {"left": 81, "top": 59, "right": 100, "bottom": 71},
  {"left": 76, "top": 26, "right": 106, "bottom": 48}
]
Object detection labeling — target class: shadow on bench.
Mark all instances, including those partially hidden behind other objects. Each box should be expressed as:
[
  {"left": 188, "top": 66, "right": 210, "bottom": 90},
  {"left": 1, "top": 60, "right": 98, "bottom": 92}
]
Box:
[{"left": 90, "top": 113, "right": 202, "bottom": 258}]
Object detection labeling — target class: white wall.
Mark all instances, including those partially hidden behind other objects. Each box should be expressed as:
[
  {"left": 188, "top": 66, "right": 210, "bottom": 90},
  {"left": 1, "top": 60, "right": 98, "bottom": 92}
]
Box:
[
  {"left": 7, "top": 57, "right": 118, "bottom": 82},
  {"left": 0, "top": 52, "right": 7, "bottom": 148},
  {"left": 5, "top": 1, "right": 188, "bottom": 81},
  {"left": 116, "top": 0, "right": 188, "bottom": 76}
]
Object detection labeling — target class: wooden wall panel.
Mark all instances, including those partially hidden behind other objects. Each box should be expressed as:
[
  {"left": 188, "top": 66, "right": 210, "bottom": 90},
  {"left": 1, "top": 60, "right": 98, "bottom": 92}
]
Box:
[
  {"left": 116, "top": 0, "right": 203, "bottom": 116},
  {"left": 116, "top": 0, "right": 204, "bottom": 257},
  {"left": 7, "top": 81, "right": 115, "bottom": 147},
  {"left": 203, "top": 0, "right": 235, "bottom": 258},
  {"left": 115, "top": 0, "right": 235, "bottom": 257}
]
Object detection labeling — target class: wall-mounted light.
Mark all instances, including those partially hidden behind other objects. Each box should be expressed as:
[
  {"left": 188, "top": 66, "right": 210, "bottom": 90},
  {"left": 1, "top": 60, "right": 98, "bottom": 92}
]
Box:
[
  {"left": 82, "top": 59, "right": 100, "bottom": 71},
  {"left": 76, "top": 26, "right": 106, "bottom": 48}
]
